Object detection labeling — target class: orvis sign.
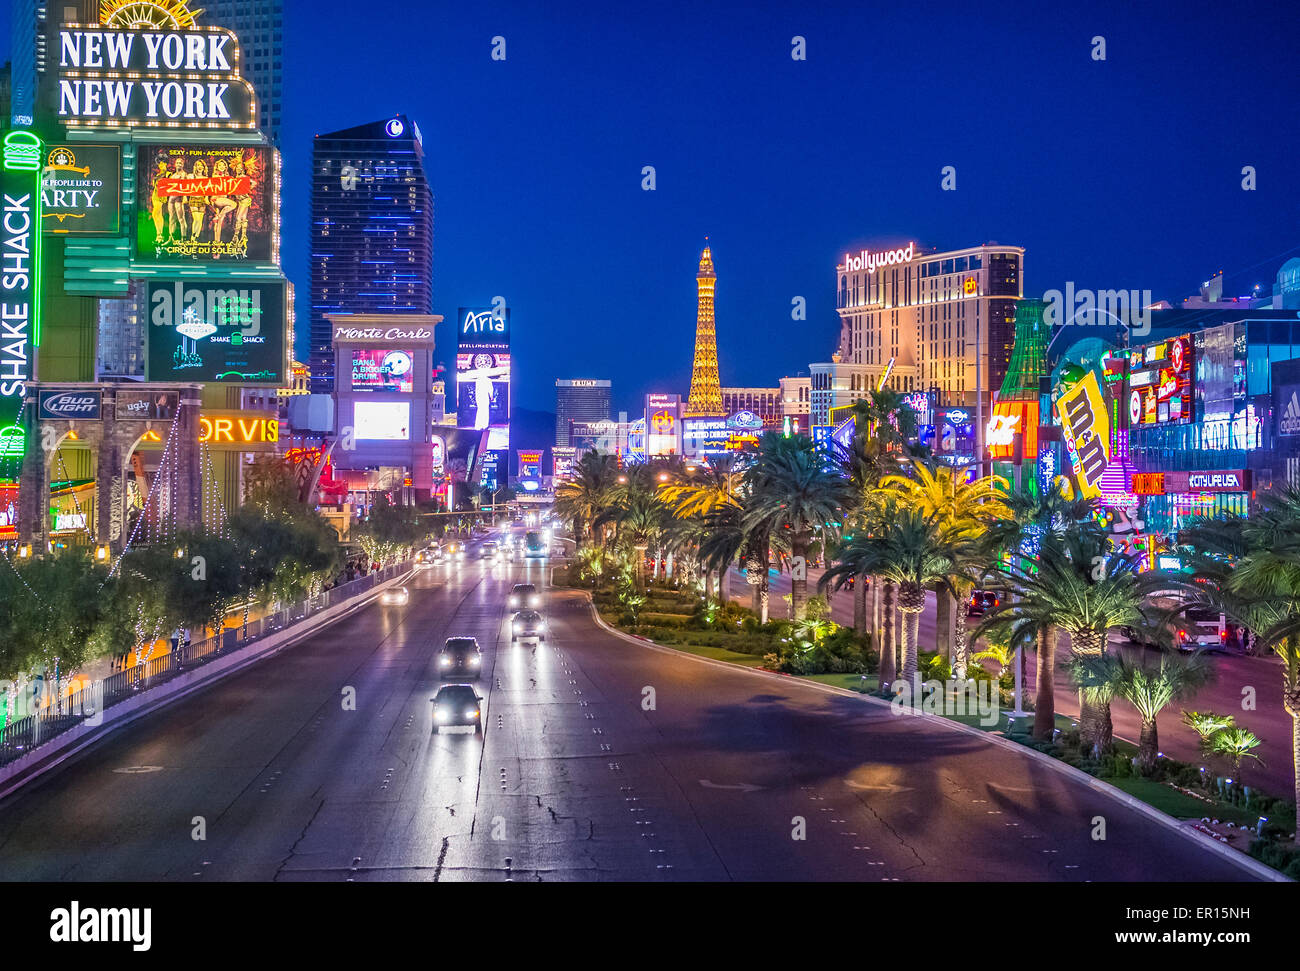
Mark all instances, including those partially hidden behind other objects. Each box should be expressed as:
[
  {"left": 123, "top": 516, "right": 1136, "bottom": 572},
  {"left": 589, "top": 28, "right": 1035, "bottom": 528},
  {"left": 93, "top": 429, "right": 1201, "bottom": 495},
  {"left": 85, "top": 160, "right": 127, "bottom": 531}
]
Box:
[
  {"left": 57, "top": 26, "right": 256, "bottom": 129},
  {"left": 39, "top": 389, "right": 102, "bottom": 420}
]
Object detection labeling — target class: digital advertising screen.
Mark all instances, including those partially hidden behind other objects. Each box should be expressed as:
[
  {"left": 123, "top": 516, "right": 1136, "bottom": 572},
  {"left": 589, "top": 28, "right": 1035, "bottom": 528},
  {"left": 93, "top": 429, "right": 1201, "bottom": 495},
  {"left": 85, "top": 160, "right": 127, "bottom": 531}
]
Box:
[
  {"left": 137, "top": 145, "right": 277, "bottom": 263},
  {"left": 1127, "top": 334, "right": 1192, "bottom": 428},
  {"left": 41, "top": 144, "right": 121, "bottom": 235},
  {"left": 353, "top": 401, "right": 411, "bottom": 441},
  {"left": 456, "top": 350, "right": 511, "bottom": 430},
  {"left": 146, "top": 280, "right": 287, "bottom": 386},
  {"left": 351, "top": 349, "right": 414, "bottom": 392}
]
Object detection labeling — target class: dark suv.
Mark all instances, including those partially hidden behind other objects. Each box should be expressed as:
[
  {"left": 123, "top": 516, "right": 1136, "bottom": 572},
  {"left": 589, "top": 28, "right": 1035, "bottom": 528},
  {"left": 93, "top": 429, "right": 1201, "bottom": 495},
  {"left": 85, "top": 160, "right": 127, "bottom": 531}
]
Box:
[
  {"left": 431, "top": 684, "right": 482, "bottom": 734},
  {"left": 438, "top": 636, "right": 483, "bottom": 679},
  {"left": 967, "top": 590, "right": 999, "bottom": 617}
]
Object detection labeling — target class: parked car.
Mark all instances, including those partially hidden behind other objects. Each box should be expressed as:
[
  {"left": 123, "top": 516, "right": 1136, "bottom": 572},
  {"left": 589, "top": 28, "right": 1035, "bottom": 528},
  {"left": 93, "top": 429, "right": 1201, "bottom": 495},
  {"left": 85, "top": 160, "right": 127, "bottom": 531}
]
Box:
[
  {"left": 967, "top": 590, "right": 998, "bottom": 617},
  {"left": 511, "top": 609, "right": 547, "bottom": 643},
  {"left": 509, "top": 583, "right": 540, "bottom": 610},
  {"left": 438, "top": 636, "right": 483, "bottom": 678},
  {"left": 380, "top": 586, "right": 410, "bottom": 606},
  {"left": 431, "top": 683, "right": 482, "bottom": 734}
]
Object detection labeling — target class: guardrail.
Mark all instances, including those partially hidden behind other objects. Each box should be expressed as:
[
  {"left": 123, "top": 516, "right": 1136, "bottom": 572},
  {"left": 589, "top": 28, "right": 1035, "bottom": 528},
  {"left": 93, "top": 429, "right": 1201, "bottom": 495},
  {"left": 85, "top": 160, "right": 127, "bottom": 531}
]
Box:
[{"left": 0, "top": 560, "right": 410, "bottom": 768}]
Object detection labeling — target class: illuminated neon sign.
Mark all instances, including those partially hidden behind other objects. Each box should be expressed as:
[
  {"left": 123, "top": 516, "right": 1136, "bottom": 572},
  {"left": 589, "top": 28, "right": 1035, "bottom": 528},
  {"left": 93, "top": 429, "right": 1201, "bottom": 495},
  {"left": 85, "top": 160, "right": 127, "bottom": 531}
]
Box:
[
  {"left": 1056, "top": 372, "right": 1111, "bottom": 499},
  {"left": 0, "top": 129, "right": 43, "bottom": 472},
  {"left": 844, "top": 242, "right": 914, "bottom": 275}
]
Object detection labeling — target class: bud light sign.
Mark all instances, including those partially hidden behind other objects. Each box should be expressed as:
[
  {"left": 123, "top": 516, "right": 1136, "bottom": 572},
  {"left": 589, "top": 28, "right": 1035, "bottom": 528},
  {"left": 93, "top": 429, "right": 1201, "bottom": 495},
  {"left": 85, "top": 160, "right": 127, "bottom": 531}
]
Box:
[{"left": 39, "top": 388, "right": 102, "bottom": 419}]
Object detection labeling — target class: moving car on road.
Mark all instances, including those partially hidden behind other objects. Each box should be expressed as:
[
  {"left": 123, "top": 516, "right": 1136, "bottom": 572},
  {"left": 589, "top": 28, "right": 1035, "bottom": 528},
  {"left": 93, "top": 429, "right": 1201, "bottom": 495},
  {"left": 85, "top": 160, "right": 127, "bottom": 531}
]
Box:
[
  {"left": 509, "top": 583, "right": 540, "bottom": 609},
  {"left": 524, "top": 531, "right": 548, "bottom": 558},
  {"left": 438, "top": 636, "right": 483, "bottom": 678},
  {"left": 967, "top": 590, "right": 998, "bottom": 617},
  {"left": 415, "top": 546, "right": 442, "bottom": 567},
  {"left": 380, "top": 586, "right": 410, "bottom": 605},
  {"left": 511, "top": 609, "right": 547, "bottom": 643},
  {"left": 479, "top": 541, "right": 501, "bottom": 561},
  {"left": 431, "top": 684, "right": 482, "bottom": 734}
]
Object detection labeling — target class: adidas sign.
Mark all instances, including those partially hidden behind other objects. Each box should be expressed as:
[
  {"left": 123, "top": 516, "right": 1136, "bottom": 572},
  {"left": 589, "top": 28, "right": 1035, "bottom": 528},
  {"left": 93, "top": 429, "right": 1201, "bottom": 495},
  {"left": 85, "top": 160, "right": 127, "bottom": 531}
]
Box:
[{"left": 1282, "top": 391, "right": 1300, "bottom": 436}]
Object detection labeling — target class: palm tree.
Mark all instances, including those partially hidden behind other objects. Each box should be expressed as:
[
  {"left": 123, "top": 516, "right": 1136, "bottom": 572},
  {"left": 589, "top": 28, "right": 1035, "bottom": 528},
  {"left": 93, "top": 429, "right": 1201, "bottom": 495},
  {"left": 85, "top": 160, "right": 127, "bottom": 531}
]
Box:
[
  {"left": 594, "top": 465, "right": 670, "bottom": 593},
  {"left": 1074, "top": 646, "right": 1212, "bottom": 773},
  {"left": 554, "top": 450, "right": 618, "bottom": 548},
  {"left": 661, "top": 456, "right": 745, "bottom": 599},
  {"left": 872, "top": 504, "right": 954, "bottom": 690},
  {"left": 980, "top": 532, "right": 1143, "bottom": 749},
  {"left": 743, "top": 433, "right": 854, "bottom": 620}
]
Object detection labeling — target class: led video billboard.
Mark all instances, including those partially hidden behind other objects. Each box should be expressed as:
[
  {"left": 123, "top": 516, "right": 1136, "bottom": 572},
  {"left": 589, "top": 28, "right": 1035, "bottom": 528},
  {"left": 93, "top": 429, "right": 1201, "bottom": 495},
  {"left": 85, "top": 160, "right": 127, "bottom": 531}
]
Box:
[
  {"left": 456, "top": 350, "right": 510, "bottom": 430},
  {"left": 146, "top": 280, "right": 287, "bottom": 385},
  {"left": 351, "top": 349, "right": 414, "bottom": 392},
  {"left": 353, "top": 401, "right": 411, "bottom": 441},
  {"left": 137, "top": 145, "right": 276, "bottom": 262}
]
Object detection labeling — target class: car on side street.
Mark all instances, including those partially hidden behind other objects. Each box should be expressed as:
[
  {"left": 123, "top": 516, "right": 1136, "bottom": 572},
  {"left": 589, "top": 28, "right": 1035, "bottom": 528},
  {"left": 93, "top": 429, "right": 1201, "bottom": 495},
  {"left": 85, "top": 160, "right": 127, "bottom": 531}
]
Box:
[
  {"left": 431, "top": 683, "right": 482, "bottom": 734},
  {"left": 511, "top": 609, "right": 546, "bottom": 643},
  {"left": 967, "top": 589, "right": 998, "bottom": 617},
  {"left": 437, "top": 636, "right": 483, "bottom": 678}
]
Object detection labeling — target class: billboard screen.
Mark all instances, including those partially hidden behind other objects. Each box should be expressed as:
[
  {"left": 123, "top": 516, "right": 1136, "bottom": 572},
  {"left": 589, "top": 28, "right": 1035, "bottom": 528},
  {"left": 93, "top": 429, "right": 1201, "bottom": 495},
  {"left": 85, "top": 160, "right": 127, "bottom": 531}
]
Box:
[
  {"left": 146, "top": 280, "right": 287, "bottom": 386},
  {"left": 351, "top": 349, "right": 414, "bottom": 392},
  {"left": 456, "top": 350, "right": 510, "bottom": 430},
  {"left": 353, "top": 401, "right": 410, "bottom": 441},
  {"left": 137, "top": 145, "right": 276, "bottom": 263},
  {"left": 41, "top": 144, "right": 121, "bottom": 235},
  {"left": 1127, "top": 334, "right": 1192, "bottom": 428},
  {"left": 1057, "top": 371, "right": 1112, "bottom": 500},
  {"left": 115, "top": 389, "right": 180, "bottom": 421}
]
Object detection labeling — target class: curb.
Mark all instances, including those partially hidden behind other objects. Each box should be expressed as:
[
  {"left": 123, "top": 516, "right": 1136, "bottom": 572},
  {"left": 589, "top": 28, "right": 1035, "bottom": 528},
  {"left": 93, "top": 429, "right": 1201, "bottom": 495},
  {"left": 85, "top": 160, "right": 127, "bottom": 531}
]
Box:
[
  {"left": 0, "top": 568, "right": 413, "bottom": 803},
  {"left": 581, "top": 595, "right": 1288, "bottom": 883}
]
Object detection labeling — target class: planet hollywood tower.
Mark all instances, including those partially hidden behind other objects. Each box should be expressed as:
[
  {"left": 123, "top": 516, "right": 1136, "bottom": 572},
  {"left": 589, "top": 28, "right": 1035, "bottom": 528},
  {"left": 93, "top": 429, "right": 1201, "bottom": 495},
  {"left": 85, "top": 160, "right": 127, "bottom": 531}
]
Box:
[{"left": 685, "top": 245, "right": 723, "bottom": 417}]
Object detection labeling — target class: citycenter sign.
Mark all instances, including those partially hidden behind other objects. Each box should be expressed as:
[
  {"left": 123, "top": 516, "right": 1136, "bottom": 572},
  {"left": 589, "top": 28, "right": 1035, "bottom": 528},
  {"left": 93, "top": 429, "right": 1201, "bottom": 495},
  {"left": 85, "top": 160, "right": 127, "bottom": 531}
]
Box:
[
  {"left": 57, "top": 24, "right": 256, "bottom": 129},
  {"left": 844, "top": 242, "right": 914, "bottom": 274},
  {"left": 333, "top": 325, "right": 435, "bottom": 344}
]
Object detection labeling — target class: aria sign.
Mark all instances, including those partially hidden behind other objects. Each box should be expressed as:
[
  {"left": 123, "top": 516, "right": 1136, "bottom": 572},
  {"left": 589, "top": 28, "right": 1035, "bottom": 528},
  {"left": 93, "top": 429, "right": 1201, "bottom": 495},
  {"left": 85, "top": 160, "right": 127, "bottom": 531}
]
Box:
[
  {"left": 843, "top": 242, "right": 914, "bottom": 275},
  {"left": 57, "top": 25, "right": 256, "bottom": 130}
]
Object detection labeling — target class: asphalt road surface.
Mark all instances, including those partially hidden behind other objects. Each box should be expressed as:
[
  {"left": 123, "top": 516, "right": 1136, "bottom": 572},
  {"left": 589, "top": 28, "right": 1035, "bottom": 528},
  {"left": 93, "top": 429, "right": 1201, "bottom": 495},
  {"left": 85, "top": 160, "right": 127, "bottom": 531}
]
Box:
[{"left": 0, "top": 544, "right": 1259, "bottom": 881}]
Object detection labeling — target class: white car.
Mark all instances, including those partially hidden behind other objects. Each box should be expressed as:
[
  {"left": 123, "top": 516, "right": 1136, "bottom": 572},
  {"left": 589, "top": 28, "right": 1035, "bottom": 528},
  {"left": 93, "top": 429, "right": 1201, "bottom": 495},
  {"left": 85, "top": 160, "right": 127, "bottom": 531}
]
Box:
[{"left": 380, "top": 586, "right": 410, "bottom": 606}]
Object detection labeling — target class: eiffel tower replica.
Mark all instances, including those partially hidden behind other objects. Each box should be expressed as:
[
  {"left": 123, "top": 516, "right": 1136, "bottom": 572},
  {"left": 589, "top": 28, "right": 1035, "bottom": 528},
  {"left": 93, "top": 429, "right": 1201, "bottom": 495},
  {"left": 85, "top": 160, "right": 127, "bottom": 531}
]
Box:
[{"left": 685, "top": 244, "right": 723, "bottom": 416}]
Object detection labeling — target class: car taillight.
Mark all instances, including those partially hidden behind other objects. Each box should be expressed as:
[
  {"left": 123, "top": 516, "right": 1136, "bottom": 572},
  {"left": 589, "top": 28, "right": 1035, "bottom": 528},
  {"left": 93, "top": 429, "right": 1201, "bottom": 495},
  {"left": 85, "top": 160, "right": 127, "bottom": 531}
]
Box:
[{"left": 1220, "top": 630, "right": 1228, "bottom": 640}]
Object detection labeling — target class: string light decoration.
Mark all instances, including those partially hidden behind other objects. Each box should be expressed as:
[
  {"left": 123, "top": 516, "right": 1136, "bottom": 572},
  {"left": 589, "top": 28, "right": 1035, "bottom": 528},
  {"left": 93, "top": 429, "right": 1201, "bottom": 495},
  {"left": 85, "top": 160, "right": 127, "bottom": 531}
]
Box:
[{"left": 105, "top": 402, "right": 185, "bottom": 581}]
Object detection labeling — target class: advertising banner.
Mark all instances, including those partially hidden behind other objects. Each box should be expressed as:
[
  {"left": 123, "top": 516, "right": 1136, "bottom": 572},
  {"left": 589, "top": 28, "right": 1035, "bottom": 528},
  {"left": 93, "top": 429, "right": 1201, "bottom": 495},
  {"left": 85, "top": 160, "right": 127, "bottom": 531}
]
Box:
[
  {"left": 1127, "top": 334, "right": 1192, "bottom": 428},
  {"left": 146, "top": 279, "right": 287, "bottom": 386},
  {"left": 517, "top": 449, "right": 544, "bottom": 477},
  {"left": 351, "top": 349, "right": 414, "bottom": 392},
  {"left": 41, "top": 144, "right": 121, "bottom": 235},
  {"left": 1056, "top": 371, "right": 1111, "bottom": 500},
  {"left": 39, "top": 388, "right": 102, "bottom": 420},
  {"left": 115, "top": 389, "right": 180, "bottom": 421},
  {"left": 986, "top": 399, "right": 1039, "bottom": 462},
  {"left": 456, "top": 350, "right": 510, "bottom": 430},
  {"left": 137, "top": 145, "right": 276, "bottom": 262}
]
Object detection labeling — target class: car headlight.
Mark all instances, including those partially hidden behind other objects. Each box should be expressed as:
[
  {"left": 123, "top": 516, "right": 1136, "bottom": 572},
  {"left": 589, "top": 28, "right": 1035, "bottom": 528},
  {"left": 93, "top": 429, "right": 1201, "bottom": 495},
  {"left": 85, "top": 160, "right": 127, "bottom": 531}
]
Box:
[
  {"left": 440, "top": 656, "right": 450, "bottom": 665},
  {"left": 436, "top": 709, "right": 450, "bottom": 721},
  {"left": 465, "top": 709, "right": 478, "bottom": 719},
  {"left": 469, "top": 655, "right": 480, "bottom": 665}
]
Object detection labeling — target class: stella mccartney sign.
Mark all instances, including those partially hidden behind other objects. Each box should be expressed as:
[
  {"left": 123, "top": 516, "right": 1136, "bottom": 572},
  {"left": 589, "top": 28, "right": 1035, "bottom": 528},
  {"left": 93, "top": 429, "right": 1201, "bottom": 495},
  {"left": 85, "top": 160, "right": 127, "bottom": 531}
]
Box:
[
  {"left": 333, "top": 325, "right": 435, "bottom": 344},
  {"left": 57, "top": 25, "right": 256, "bottom": 129}
]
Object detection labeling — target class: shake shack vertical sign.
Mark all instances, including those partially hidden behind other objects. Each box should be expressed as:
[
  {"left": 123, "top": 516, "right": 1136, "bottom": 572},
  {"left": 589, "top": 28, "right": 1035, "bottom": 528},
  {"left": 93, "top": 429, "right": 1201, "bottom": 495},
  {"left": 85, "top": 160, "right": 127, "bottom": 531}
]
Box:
[
  {"left": 41, "top": 144, "right": 121, "bottom": 234},
  {"left": 57, "top": 26, "right": 256, "bottom": 129}
]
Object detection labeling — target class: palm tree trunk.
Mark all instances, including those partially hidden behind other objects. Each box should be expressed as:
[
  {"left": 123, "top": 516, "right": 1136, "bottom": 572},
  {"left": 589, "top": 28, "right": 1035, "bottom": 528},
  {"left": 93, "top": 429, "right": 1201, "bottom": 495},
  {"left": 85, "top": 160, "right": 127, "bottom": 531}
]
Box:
[
  {"left": 878, "top": 582, "right": 896, "bottom": 690},
  {"left": 1291, "top": 706, "right": 1300, "bottom": 845},
  {"left": 1137, "top": 716, "right": 1159, "bottom": 774},
  {"left": 759, "top": 571, "right": 770, "bottom": 624},
  {"left": 953, "top": 599, "right": 970, "bottom": 680},
  {"left": 705, "top": 570, "right": 715, "bottom": 600},
  {"left": 1075, "top": 628, "right": 1113, "bottom": 757},
  {"left": 854, "top": 576, "right": 867, "bottom": 633},
  {"left": 900, "top": 609, "right": 921, "bottom": 690},
  {"left": 1032, "top": 624, "right": 1057, "bottom": 740},
  {"left": 790, "top": 531, "right": 809, "bottom": 621},
  {"left": 634, "top": 545, "right": 647, "bottom": 593},
  {"left": 718, "top": 566, "right": 728, "bottom": 603}
]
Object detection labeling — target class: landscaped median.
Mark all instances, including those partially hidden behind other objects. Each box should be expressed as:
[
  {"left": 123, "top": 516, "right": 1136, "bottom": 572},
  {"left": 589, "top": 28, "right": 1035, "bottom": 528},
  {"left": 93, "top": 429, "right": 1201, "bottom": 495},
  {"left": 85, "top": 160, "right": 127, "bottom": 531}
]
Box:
[{"left": 559, "top": 571, "right": 1290, "bottom": 881}]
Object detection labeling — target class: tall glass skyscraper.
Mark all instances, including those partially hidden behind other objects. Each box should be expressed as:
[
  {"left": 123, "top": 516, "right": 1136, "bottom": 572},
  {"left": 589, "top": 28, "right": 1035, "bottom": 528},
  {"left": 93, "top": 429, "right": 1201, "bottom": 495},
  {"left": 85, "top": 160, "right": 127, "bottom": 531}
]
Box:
[
  {"left": 202, "top": 0, "right": 284, "bottom": 144},
  {"left": 309, "top": 115, "right": 434, "bottom": 393}
]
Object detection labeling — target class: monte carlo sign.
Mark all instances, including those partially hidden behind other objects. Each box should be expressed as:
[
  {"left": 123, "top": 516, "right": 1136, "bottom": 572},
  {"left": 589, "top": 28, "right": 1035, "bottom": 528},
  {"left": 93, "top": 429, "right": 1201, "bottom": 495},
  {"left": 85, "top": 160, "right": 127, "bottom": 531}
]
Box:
[{"left": 57, "top": 25, "right": 256, "bottom": 130}]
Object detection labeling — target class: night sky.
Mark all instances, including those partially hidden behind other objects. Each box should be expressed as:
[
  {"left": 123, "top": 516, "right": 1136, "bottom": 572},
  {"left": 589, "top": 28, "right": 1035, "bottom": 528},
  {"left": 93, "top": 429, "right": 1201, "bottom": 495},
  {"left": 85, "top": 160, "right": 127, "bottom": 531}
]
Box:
[{"left": 11, "top": 0, "right": 1300, "bottom": 417}]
